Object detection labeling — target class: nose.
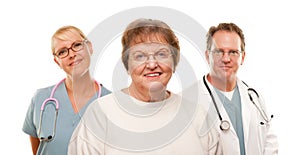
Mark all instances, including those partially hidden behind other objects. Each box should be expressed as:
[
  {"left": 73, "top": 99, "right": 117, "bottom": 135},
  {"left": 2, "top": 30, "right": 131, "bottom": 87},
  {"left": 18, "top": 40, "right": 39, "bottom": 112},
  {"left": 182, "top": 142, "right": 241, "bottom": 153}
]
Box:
[
  {"left": 146, "top": 56, "right": 158, "bottom": 69},
  {"left": 68, "top": 49, "right": 77, "bottom": 58},
  {"left": 221, "top": 52, "right": 230, "bottom": 62}
]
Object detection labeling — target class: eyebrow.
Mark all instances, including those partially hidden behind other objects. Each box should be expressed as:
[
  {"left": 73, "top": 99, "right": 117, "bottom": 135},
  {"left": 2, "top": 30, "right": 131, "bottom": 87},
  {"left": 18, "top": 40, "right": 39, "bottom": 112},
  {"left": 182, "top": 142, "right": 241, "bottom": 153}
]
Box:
[{"left": 213, "top": 48, "right": 240, "bottom": 51}]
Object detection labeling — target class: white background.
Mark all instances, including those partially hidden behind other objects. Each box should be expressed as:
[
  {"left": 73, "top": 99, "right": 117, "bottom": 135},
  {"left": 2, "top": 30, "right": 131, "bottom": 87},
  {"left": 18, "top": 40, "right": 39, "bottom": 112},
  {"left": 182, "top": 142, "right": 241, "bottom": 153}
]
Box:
[{"left": 0, "top": 0, "right": 298, "bottom": 154}]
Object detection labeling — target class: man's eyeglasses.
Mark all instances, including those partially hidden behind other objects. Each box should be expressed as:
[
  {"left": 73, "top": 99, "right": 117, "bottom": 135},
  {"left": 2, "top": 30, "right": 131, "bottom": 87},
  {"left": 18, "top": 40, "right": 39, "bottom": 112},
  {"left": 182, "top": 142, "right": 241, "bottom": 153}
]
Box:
[
  {"left": 54, "top": 40, "right": 87, "bottom": 59},
  {"left": 210, "top": 49, "right": 242, "bottom": 58},
  {"left": 130, "top": 49, "right": 173, "bottom": 63}
]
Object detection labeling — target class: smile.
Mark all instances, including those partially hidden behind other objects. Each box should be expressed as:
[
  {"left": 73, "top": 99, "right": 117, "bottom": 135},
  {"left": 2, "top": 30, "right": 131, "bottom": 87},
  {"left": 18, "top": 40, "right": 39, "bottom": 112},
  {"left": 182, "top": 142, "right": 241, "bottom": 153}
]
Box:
[
  {"left": 144, "top": 72, "right": 162, "bottom": 77},
  {"left": 69, "top": 59, "right": 82, "bottom": 66}
]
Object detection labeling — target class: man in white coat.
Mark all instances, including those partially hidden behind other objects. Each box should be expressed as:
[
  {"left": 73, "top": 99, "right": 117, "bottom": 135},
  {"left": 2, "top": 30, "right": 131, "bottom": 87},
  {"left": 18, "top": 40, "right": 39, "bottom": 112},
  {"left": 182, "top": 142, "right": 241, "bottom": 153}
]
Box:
[{"left": 185, "top": 23, "right": 278, "bottom": 155}]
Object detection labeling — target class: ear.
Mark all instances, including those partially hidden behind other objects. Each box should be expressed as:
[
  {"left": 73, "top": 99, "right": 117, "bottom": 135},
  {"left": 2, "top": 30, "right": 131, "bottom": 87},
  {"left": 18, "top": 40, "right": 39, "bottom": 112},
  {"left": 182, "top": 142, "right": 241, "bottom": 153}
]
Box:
[
  {"left": 87, "top": 41, "right": 93, "bottom": 55},
  {"left": 240, "top": 51, "right": 246, "bottom": 65},
  {"left": 54, "top": 57, "right": 62, "bottom": 69},
  {"left": 205, "top": 50, "right": 210, "bottom": 63}
]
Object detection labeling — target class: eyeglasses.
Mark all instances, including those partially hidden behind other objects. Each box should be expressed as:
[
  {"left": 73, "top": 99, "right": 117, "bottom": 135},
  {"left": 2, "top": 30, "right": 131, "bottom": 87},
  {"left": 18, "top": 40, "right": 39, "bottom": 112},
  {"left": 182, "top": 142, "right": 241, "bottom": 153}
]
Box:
[
  {"left": 210, "top": 49, "right": 242, "bottom": 58},
  {"left": 130, "top": 49, "right": 173, "bottom": 63},
  {"left": 54, "top": 40, "right": 87, "bottom": 59}
]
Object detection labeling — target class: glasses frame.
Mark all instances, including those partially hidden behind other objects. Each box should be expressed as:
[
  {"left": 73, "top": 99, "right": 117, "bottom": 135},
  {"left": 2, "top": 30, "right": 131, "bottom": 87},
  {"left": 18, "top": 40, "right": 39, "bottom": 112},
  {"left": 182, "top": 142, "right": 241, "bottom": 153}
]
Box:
[
  {"left": 129, "top": 49, "right": 173, "bottom": 64},
  {"left": 210, "top": 49, "right": 242, "bottom": 58},
  {"left": 53, "top": 40, "right": 88, "bottom": 59}
]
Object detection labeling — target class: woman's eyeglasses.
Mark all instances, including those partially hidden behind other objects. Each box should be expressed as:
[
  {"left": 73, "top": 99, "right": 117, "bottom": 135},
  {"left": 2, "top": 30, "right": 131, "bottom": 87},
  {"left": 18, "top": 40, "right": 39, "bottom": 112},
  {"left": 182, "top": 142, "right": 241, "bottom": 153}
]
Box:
[{"left": 54, "top": 40, "right": 87, "bottom": 59}]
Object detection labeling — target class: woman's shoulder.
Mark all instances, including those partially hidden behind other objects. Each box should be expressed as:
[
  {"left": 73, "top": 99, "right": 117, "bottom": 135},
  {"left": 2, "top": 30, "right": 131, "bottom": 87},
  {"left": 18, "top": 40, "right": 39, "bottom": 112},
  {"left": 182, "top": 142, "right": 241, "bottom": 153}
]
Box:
[
  {"left": 31, "top": 83, "right": 57, "bottom": 100},
  {"left": 36, "top": 84, "right": 55, "bottom": 93}
]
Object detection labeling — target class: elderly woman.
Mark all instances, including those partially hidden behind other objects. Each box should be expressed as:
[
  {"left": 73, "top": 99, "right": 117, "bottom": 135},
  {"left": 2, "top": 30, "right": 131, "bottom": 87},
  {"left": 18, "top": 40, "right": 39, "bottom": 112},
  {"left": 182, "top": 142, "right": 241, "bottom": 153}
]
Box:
[{"left": 68, "top": 18, "right": 220, "bottom": 155}]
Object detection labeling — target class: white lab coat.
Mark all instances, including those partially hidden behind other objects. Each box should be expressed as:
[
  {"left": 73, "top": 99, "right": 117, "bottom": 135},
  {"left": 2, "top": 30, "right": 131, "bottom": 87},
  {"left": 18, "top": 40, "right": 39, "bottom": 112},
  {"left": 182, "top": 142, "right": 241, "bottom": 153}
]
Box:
[{"left": 183, "top": 77, "right": 278, "bottom": 155}]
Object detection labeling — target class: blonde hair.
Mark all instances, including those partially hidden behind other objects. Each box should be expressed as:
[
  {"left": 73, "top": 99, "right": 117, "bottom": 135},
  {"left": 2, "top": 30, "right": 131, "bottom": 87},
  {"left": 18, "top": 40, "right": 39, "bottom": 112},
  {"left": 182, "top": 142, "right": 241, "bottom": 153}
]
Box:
[{"left": 51, "top": 25, "right": 87, "bottom": 54}]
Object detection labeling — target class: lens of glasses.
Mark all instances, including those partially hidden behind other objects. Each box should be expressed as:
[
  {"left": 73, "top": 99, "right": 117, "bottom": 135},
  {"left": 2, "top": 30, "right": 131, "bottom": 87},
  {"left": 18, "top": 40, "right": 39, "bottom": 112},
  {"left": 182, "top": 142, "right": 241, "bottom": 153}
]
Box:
[
  {"left": 55, "top": 49, "right": 69, "bottom": 58},
  {"left": 54, "top": 40, "right": 86, "bottom": 59},
  {"left": 211, "top": 49, "right": 241, "bottom": 58},
  {"left": 131, "top": 50, "right": 172, "bottom": 63},
  {"left": 71, "top": 41, "right": 84, "bottom": 52}
]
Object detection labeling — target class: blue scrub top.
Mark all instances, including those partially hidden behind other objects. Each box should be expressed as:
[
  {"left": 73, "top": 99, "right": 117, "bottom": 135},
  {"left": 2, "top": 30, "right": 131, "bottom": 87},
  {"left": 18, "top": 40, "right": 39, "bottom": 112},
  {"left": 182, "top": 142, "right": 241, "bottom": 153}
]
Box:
[
  {"left": 214, "top": 87, "right": 246, "bottom": 155},
  {"left": 22, "top": 81, "right": 111, "bottom": 155}
]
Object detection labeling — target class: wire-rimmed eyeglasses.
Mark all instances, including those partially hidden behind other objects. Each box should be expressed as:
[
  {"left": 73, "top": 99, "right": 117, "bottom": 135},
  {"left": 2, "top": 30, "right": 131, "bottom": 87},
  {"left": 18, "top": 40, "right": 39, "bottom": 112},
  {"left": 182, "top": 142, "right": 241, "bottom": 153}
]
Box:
[
  {"left": 210, "top": 49, "right": 242, "bottom": 58},
  {"left": 130, "top": 49, "right": 173, "bottom": 64}
]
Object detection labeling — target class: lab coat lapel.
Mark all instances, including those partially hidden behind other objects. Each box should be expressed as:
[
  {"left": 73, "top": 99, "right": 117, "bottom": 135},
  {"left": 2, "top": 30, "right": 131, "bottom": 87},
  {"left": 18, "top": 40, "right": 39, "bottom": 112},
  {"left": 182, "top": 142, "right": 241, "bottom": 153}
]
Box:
[
  {"left": 237, "top": 79, "right": 251, "bottom": 149},
  {"left": 200, "top": 77, "right": 238, "bottom": 136}
]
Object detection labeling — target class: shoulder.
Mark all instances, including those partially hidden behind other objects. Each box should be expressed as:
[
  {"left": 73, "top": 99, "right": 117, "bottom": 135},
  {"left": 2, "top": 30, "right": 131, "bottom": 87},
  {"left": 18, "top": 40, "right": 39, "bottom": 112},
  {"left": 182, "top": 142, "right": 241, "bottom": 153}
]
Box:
[
  {"left": 236, "top": 78, "right": 250, "bottom": 90},
  {"left": 174, "top": 91, "right": 217, "bottom": 135},
  {"left": 84, "top": 93, "right": 115, "bottom": 116},
  {"left": 237, "top": 78, "right": 266, "bottom": 101},
  {"left": 30, "top": 84, "right": 57, "bottom": 105},
  {"left": 35, "top": 84, "right": 55, "bottom": 95}
]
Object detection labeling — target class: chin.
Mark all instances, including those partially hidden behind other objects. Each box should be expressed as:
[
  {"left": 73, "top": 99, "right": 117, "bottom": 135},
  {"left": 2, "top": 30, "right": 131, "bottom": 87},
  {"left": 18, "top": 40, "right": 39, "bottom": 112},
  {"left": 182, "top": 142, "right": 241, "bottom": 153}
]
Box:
[{"left": 71, "top": 68, "right": 89, "bottom": 77}]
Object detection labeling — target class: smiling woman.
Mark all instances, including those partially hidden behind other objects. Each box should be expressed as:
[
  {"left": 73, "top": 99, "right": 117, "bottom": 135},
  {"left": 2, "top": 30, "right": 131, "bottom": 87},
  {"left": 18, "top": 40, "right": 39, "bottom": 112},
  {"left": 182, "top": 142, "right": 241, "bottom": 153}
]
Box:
[
  {"left": 21, "top": 25, "right": 111, "bottom": 155},
  {"left": 6, "top": 2, "right": 298, "bottom": 154},
  {"left": 121, "top": 18, "right": 180, "bottom": 102},
  {"left": 68, "top": 18, "right": 221, "bottom": 155},
  {"left": 125, "top": 43, "right": 175, "bottom": 102}
]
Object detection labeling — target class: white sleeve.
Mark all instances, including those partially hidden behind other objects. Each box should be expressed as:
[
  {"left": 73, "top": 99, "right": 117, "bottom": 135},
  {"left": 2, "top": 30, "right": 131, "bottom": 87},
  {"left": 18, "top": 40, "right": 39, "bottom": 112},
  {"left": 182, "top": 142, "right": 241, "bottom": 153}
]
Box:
[
  {"left": 261, "top": 99, "right": 278, "bottom": 155},
  {"left": 196, "top": 104, "right": 222, "bottom": 155},
  {"left": 264, "top": 124, "right": 278, "bottom": 155},
  {"left": 255, "top": 92, "right": 278, "bottom": 155},
  {"left": 241, "top": 80, "right": 279, "bottom": 154}
]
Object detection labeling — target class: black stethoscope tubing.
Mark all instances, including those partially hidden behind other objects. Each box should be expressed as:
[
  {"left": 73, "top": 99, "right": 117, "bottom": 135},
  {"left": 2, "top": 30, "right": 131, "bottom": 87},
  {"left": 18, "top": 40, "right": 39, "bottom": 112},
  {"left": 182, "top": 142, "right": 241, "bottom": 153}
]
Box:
[
  {"left": 203, "top": 75, "right": 273, "bottom": 131},
  {"left": 244, "top": 84, "right": 273, "bottom": 125},
  {"left": 203, "top": 76, "right": 231, "bottom": 131}
]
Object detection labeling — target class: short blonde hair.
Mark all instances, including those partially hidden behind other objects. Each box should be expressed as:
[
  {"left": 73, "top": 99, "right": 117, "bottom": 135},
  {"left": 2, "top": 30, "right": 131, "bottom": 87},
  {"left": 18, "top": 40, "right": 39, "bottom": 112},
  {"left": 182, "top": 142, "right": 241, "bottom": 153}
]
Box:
[{"left": 51, "top": 25, "right": 87, "bottom": 54}]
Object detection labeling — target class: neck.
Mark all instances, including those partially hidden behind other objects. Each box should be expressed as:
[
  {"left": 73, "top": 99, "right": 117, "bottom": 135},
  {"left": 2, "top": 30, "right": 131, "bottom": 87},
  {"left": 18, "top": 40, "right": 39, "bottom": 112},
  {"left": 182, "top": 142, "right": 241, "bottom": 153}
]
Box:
[
  {"left": 65, "top": 74, "right": 98, "bottom": 98},
  {"left": 206, "top": 74, "right": 237, "bottom": 92},
  {"left": 127, "top": 84, "right": 170, "bottom": 102},
  {"left": 64, "top": 73, "right": 98, "bottom": 113}
]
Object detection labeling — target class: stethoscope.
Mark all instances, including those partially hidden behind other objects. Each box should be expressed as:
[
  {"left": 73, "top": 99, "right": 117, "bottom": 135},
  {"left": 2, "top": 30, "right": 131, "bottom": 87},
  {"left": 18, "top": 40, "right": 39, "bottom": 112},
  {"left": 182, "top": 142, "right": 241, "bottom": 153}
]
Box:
[
  {"left": 37, "top": 78, "right": 101, "bottom": 154},
  {"left": 203, "top": 76, "right": 273, "bottom": 131}
]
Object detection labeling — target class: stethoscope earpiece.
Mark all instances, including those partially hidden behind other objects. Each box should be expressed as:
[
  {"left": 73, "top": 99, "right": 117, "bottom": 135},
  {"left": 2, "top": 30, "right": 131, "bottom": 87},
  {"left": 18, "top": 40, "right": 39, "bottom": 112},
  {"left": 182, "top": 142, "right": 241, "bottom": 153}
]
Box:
[
  {"left": 260, "top": 122, "right": 265, "bottom": 125},
  {"left": 40, "top": 135, "right": 53, "bottom": 142}
]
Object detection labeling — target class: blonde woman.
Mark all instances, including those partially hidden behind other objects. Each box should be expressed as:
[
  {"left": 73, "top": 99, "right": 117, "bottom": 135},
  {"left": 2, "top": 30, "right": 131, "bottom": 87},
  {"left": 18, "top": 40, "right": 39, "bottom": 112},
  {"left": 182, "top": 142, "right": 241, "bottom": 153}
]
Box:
[{"left": 22, "top": 26, "right": 111, "bottom": 155}]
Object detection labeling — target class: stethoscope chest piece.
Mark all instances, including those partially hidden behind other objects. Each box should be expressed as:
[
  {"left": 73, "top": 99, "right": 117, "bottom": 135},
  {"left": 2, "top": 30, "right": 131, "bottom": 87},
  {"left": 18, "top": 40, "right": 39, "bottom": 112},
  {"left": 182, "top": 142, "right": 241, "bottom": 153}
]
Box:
[
  {"left": 220, "top": 120, "right": 230, "bottom": 131},
  {"left": 203, "top": 76, "right": 232, "bottom": 132}
]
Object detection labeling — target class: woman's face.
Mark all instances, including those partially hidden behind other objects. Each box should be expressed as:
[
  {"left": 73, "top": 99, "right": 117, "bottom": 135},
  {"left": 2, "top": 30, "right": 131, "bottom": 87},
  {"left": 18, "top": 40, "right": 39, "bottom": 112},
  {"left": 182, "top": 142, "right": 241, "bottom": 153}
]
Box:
[
  {"left": 53, "top": 33, "right": 92, "bottom": 77},
  {"left": 127, "top": 42, "right": 174, "bottom": 94}
]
